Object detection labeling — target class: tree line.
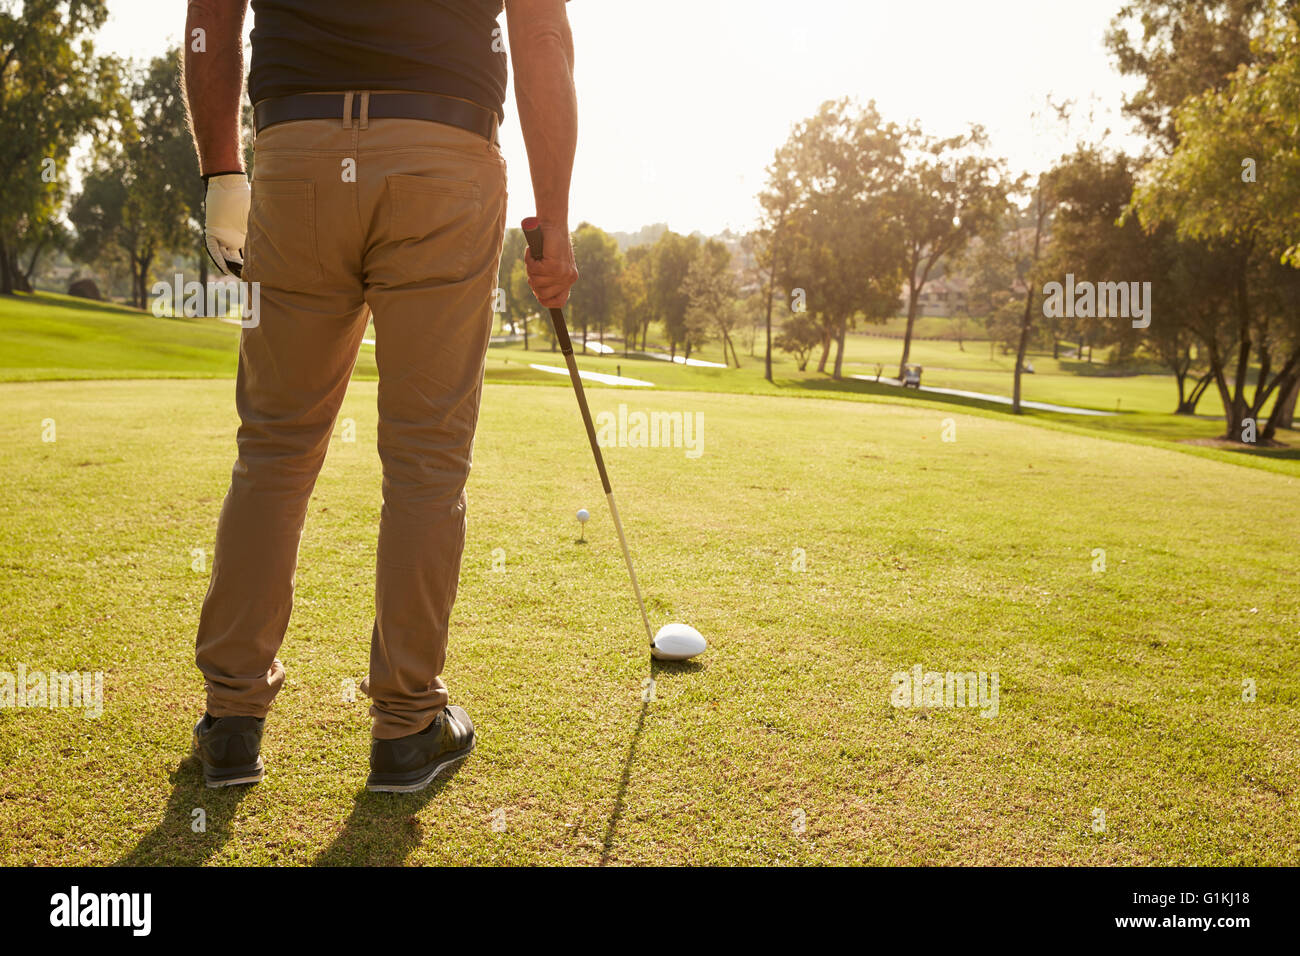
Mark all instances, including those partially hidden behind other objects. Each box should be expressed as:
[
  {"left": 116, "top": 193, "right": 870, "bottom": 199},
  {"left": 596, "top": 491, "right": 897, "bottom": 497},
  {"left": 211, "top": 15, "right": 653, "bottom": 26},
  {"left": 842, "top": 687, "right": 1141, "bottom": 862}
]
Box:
[
  {"left": 750, "top": 0, "right": 1300, "bottom": 440},
  {"left": 496, "top": 223, "right": 755, "bottom": 366}
]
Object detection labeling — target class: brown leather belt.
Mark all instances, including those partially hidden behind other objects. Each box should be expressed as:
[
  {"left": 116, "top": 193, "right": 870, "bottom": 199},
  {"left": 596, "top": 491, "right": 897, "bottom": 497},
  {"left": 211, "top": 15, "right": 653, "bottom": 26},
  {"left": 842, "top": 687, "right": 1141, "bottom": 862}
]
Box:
[{"left": 253, "top": 92, "right": 499, "bottom": 143}]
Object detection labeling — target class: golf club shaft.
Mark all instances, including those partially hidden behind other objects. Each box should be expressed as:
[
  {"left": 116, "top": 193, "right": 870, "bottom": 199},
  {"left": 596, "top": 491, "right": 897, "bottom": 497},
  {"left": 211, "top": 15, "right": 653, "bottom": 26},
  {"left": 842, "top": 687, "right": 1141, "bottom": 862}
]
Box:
[
  {"left": 605, "top": 490, "right": 653, "bottom": 645},
  {"left": 521, "top": 219, "right": 655, "bottom": 646}
]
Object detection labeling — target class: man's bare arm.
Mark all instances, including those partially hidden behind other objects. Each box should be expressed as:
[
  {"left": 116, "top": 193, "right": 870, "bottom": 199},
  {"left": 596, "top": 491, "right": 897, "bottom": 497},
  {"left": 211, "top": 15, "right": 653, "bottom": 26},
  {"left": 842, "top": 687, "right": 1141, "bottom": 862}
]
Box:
[
  {"left": 183, "top": 0, "right": 249, "bottom": 175},
  {"left": 507, "top": 0, "right": 579, "bottom": 307}
]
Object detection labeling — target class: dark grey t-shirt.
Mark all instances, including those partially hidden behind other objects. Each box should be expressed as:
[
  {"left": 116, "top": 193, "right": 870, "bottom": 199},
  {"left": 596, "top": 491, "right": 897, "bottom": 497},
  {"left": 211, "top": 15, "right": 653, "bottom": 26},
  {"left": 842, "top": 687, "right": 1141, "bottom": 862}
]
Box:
[{"left": 248, "top": 0, "right": 509, "bottom": 119}]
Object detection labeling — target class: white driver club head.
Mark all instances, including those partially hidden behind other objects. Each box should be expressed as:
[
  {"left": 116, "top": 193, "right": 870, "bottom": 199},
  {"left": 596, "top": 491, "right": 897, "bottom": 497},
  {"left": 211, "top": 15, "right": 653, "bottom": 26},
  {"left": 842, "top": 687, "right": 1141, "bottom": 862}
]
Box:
[{"left": 651, "top": 622, "right": 707, "bottom": 661}]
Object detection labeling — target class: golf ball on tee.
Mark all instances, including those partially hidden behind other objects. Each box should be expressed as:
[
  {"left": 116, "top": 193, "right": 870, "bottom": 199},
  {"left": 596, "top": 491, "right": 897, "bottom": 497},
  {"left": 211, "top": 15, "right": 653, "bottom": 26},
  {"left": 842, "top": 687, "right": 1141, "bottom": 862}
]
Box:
[{"left": 576, "top": 508, "right": 590, "bottom": 524}]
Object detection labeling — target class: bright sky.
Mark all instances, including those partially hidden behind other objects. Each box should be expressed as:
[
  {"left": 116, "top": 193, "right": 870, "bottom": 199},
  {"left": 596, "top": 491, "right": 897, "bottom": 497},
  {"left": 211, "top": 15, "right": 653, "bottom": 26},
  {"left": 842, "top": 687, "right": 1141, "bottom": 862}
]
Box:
[{"left": 98, "top": 0, "right": 1145, "bottom": 236}]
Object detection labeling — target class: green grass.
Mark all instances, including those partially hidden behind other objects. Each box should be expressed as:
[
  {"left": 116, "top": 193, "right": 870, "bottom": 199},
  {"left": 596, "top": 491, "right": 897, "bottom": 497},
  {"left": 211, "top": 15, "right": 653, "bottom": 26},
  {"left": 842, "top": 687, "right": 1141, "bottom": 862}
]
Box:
[
  {"left": 0, "top": 378, "right": 1296, "bottom": 865},
  {"left": 4, "top": 292, "right": 1297, "bottom": 480},
  {"left": 0, "top": 291, "right": 245, "bottom": 380},
  {"left": 490, "top": 337, "right": 1300, "bottom": 477}
]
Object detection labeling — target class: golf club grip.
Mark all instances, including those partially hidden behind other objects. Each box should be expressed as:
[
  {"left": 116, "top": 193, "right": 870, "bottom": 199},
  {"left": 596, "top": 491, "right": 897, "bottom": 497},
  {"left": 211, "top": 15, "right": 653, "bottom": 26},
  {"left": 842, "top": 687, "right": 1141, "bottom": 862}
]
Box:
[
  {"left": 521, "top": 218, "right": 612, "bottom": 495},
  {"left": 522, "top": 221, "right": 574, "bottom": 353}
]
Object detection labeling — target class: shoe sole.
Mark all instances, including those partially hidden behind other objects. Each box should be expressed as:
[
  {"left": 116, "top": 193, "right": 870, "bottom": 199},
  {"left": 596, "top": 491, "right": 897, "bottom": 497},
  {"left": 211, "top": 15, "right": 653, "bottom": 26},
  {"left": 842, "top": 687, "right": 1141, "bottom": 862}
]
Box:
[
  {"left": 203, "top": 759, "right": 265, "bottom": 788},
  {"left": 194, "top": 734, "right": 265, "bottom": 788},
  {"left": 365, "top": 738, "right": 474, "bottom": 793}
]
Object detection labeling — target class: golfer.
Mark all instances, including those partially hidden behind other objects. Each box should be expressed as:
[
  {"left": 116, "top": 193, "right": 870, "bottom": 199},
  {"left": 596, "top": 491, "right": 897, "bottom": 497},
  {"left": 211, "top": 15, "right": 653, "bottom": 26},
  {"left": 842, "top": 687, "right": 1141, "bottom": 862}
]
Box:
[{"left": 183, "top": 0, "right": 577, "bottom": 791}]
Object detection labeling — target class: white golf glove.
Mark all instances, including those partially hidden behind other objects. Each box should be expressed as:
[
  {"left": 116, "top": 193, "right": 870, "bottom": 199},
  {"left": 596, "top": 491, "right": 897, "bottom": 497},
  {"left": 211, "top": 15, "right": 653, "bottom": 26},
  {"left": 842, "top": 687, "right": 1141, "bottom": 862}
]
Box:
[{"left": 203, "top": 173, "right": 251, "bottom": 278}]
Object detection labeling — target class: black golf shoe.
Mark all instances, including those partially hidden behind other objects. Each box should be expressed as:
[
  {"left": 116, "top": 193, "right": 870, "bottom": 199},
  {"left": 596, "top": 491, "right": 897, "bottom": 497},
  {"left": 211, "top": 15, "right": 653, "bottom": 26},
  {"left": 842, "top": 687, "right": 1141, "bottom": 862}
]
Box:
[
  {"left": 192, "top": 713, "right": 266, "bottom": 788},
  {"left": 366, "top": 705, "right": 475, "bottom": 793}
]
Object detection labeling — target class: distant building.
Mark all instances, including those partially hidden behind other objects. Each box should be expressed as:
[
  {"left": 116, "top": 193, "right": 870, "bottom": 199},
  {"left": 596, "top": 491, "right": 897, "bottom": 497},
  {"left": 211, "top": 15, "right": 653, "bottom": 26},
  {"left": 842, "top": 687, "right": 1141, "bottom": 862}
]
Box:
[{"left": 902, "top": 275, "right": 971, "bottom": 317}]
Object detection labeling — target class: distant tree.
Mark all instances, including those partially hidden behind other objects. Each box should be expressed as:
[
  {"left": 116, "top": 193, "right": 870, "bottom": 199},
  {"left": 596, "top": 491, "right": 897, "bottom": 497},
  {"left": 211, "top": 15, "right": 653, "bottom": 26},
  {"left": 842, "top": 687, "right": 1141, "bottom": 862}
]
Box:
[
  {"left": 137, "top": 48, "right": 213, "bottom": 291},
  {"left": 510, "top": 257, "right": 548, "bottom": 351},
  {"left": 1041, "top": 148, "right": 1131, "bottom": 360},
  {"left": 894, "top": 125, "right": 1008, "bottom": 379},
  {"left": 1151, "top": 238, "right": 1232, "bottom": 414},
  {"left": 681, "top": 238, "right": 741, "bottom": 365},
  {"left": 774, "top": 314, "right": 821, "bottom": 371},
  {"left": 498, "top": 226, "right": 528, "bottom": 340},
  {"left": 1042, "top": 145, "right": 1228, "bottom": 413},
  {"left": 955, "top": 201, "right": 1027, "bottom": 360},
  {"left": 649, "top": 230, "right": 699, "bottom": 358},
  {"left": 738, "top": 288, "right": 767, "bottom": 358},
  {"left": 950, "top": 313, "right": 970, "bottom": 351},
  {"left": 768, "top": 99, "right": 909, "bottom": 379},
  {"left": 755, "top": 137, "right": 801, "bottom": 381},
  {"left": 567, "top": 223, "right": 623, "bottom": 349},
  {"left": 0, "top": 0, "right": 124, "bottom": 294},
  {"left": 624, "top": 244, "right": 657, "bottom": 350},
  {"left": 617, "top": 250, "right": 651, "bottom": 357},
  {"left": 69, "top": 159, "right": 139, "bottom": 305},
  {"left": 1011, "top": 178, "right": 1057, "bottom": 414}
]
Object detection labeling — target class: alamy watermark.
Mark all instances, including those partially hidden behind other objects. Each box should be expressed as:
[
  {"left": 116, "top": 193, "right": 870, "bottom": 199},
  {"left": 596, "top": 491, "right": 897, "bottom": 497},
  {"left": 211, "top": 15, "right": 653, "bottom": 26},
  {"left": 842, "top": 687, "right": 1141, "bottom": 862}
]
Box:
[
  {"left": 49, "top": 886, "right": 150, "bottom": 936},
  {"left": 151, "top": 274, "right": 260, "bottom": 328},
  {"left": 595, "top": 403, "right": 704, "bottom": 459},
  {"left": 1042, "top": 274, "right": 1150, "bottom": 329},
  {"left": 890, "top": 664, "right": 999, "bottom": 718},
  {"left": 1, "top": 665, "right": 104, "bottom": 718}
]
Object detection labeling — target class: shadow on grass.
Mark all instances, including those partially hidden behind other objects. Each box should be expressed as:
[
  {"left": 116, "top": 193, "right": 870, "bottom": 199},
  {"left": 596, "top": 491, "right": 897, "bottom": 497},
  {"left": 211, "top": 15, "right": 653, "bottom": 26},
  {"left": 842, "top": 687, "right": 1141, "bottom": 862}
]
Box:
[
  {"left": 1220, "top": 443, "right": 1300, "bottom": 462},
  {"left": 598, "top": 657, "right": 703, "bottom": 866},
  {"left": 116, "top": 753, "right": 252, "bottom": 866},
  {"left": 312, "top": 762, "right": 465, "bottom": 867},
  {"left": 790, "top": 373, "right": 1040, "bottom": 415},
  {"left": 599, "top": 699, "right": 647, "bottom": 867},
  {"left": 10, "top": 290, "right": 146, "bottom": 318}
]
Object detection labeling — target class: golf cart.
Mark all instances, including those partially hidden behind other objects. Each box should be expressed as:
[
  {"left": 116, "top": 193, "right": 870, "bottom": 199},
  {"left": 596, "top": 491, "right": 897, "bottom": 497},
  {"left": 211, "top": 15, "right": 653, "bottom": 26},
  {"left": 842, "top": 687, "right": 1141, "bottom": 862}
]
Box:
[{"left": 901, "top": 364, "right": 923, "bottom": 388}]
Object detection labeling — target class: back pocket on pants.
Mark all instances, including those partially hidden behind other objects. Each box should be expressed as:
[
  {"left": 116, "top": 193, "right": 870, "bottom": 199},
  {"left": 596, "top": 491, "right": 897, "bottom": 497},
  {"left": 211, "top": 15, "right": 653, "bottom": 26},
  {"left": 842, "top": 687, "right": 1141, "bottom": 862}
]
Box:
[
  {"left": 244, "top": 179, "right": 322, "bottom": 290},
  {"left": 386, "top": 174, "right": 483, "bottom": 284}
]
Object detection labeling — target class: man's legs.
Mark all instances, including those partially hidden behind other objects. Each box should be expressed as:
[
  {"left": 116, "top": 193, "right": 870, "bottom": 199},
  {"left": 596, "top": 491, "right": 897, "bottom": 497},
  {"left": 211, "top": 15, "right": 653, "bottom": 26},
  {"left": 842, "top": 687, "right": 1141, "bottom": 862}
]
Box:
[
  {"left": 195, "top": 299, "right": 368, "bottom": 716},
  {"left": 196, "top": 120, "right": 369, "bottom": 719},
  {"left": 356, "top": 118, "right": 508, "bottom": 740}
]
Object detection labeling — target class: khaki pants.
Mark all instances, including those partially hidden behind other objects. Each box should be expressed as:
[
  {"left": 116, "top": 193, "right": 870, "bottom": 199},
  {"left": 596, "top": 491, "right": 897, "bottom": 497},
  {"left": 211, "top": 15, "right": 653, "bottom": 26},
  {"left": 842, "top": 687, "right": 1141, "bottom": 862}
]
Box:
[{"left": 196, "top": 107, "right": 507, "bottom": 740}]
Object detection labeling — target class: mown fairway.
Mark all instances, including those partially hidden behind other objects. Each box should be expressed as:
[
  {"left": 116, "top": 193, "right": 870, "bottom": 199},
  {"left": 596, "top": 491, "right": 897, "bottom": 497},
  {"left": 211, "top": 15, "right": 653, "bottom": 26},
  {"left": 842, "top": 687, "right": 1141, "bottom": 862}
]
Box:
[
  {"left": 0, "top": 377, "right": 1296, "bottom": 865},
  {"left": 13, "top": 295, "right": 1300, "bottom": 480}
]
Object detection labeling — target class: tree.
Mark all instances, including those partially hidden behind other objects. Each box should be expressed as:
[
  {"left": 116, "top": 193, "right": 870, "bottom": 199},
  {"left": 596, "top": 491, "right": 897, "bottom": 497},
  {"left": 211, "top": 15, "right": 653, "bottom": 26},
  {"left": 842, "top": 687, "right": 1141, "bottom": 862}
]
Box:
[
  {"left": 774, "top": 314, "right": 820, "bottom": 371},
  {"left": 1011, "top": 179, "right": 1056, "bottom": 414},
  {"left": 950, "top": 312, "right": 970, "bottom": 352},
  {"left": 959, "top": 208, "right": 1030, "bottom": 359},
  {"left": 894, "top": 125, "right": 1007, "bottom": 379},
  {"left": 1151, "top": 238, "right": 1230, "bottom": 414},
  {"left": 681, "top": 238, "right": 741, "bottom": 366},
  {"left": 0, "top": 0, "right": 124, "bottom": 294},
  {"left": 510, "top": 257, "right": 548, "bottom": 351},
  {"left": 1040, "top": 146, "right": 1218, "bottom": 412},
  {"left": 567, "top": 223, "right": 623, "bottom": 349},
  {"left": 617, "top": 248, "right": 651, "bottom": 357},
  {"left": 1130, "top": 13, "right": 1300, "bottom": 442},
  {"left": 498, "top": 226, "right": 528, "bottom": 343},
  {"left": 767, "top": 99, "right": 908, "bottom": 379},
  {"left": 69, "top": 53, "right": 194, "bottom": 309},
  {"left": 136, "top": 49, "right": 204, "bottom": 296},
  {"left": 625, "top": 243, "right": 657, "bottom": 350},
  {"left": 755, "top": 137, "right": 801, "bottom": 381},
  {"left": 69, "top": 159, "right": 136, "bottom": 305},
  {"left": 649, "top": 230, "right": 699, "bottom": 359},
  {"left": 1106, "top": 0, "right": 1276, "bottom": 150},
  {"left": 7, "top": 182, "right": 68, "bottom": 291}
]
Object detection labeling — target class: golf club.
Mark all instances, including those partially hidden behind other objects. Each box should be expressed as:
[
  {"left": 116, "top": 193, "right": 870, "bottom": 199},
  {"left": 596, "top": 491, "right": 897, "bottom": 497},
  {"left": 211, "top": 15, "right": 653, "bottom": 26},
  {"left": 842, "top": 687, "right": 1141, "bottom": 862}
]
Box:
[{"left": 522, "top": 218, "right": 706, "bottom": 662}]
